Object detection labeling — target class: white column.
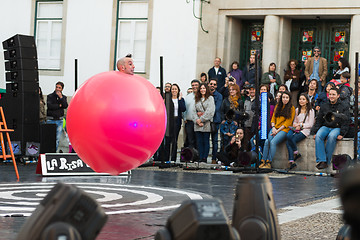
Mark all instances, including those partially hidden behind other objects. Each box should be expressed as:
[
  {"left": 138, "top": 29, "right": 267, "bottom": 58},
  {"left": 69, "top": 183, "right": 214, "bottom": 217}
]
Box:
[
  {"left": 262, "top": 15, "right": 280, "bottom": 73},
  {"left": 349, "top": 14, "right": 360, "bottom": 86}
]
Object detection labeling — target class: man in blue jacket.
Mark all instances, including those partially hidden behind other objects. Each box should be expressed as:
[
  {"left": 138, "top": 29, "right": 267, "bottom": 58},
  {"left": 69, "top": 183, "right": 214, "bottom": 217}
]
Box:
[
  {"left": 209, "top": 78, "right": 223, "bottom": 164},
  {"left": 208, "top": 57, "right": 226, "bottom": 90}
]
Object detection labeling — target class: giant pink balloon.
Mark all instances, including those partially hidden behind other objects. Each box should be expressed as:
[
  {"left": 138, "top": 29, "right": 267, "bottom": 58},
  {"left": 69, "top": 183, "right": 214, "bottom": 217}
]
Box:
[{"left": 67, "top": 71, "right": 166, "bottom": 175}]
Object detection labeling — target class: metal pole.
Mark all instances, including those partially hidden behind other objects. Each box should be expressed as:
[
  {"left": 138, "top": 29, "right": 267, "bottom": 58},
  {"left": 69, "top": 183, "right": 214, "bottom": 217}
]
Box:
[
  {"left": 254, "top": 51, "right": 260, "bottom": 171},
  {"left": 160, "top": 56, "right": 164, "bottom": 94},
  {"left": 75, "top": 59, "right": 78, "bottom": 91},
  {"left": 354, "top": 52, "right": 359, "bottom": 162}
]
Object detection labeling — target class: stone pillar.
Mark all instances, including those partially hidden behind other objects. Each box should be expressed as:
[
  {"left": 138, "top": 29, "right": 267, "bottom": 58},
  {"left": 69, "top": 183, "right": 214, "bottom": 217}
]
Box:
[
  {"left": 349, "top": 15, "right": 360, "bottom": 86},
  {"left": 262, "top": 15, "right": 280, "bottom": 73}
]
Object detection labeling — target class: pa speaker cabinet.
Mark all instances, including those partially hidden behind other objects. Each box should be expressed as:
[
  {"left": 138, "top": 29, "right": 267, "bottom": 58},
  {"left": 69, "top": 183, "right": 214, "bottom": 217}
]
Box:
[
  {"left": 6, "top": 82, "right": 39, "bottom": 94},
  {"left": 1, "top": 91, "right": 39, "bottom": 124},
  {"left": 5, "top": 59, "right": 38, "bottom": 71},
  {"left": 2, "top": 34, "right": 36, "bottom": 49},
  {"left": 40, "top": 124, "right": 56, "bottom": 154},
  {"left": 6, "top": 70, "right": 39, "bottom": 82},
  {"left": 4, "top": 47, "right": 37, "bottom": 60}
]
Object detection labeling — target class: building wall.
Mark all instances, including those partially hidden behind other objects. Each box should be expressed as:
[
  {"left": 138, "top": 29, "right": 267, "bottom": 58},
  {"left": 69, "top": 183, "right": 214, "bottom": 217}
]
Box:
[
  {"left": 197, "top": 0, "right": 360, "bottom": 84},
  {"left": 0, "top": 0, "right": 199, "bottom": 97}
]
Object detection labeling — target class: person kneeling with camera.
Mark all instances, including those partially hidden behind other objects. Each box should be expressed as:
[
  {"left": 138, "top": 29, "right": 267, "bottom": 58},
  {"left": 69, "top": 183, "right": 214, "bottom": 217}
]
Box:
[
  {"left": 216, "top": 128, "right": 252, "bottom": 167},
  {"left": 311, "top": 87, "right": 350, "bottom": 170}
]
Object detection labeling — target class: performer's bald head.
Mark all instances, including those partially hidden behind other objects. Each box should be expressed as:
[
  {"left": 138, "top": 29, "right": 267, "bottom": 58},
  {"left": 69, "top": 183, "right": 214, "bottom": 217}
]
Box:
[{"left": 117, "top": 55, "right": 135, "bottom": 75}]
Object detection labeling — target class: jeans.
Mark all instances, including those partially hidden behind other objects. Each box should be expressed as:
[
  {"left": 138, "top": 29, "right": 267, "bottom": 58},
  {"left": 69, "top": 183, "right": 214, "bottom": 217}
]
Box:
[
  {"left": 210, "top": 123, "right": 220, "bottom": 160},
  {"left": 315, "top": 126, "right": 340, "bottom": 163},
  {"left": 286, "top": 130, "right": 306, "bottom": 161},
  {"left": 262, "top": 130, "right": 287, "bottom": 162},
  {"left": 184, "top": 121, "right": 196, "bottom": 149},
  {"left": 195, "top": 132, "right": 210, "bottom": 160},
  {"left": 46, "top": 119, "right": 63, "bottom": 150}
]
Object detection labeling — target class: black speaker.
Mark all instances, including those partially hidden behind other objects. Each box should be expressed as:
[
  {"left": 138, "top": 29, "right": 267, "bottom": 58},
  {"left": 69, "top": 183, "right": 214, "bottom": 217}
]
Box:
[
  {"left": 8, "top": 123, "right": 40, "bottom": 143},
  {"left": 4, "top": 47, "right": 37, "bottom": 60},
  {"left": 40, "top": 124, "right": 56, "bottom": 153},
  {"left": 1, "top": 91, "right": 39, "bottom": 124},
  {"left": 232, "top": 175, "right": 280, "bottom": 240},
  {"left": 5, "top": 70, "right": 39, "bottom": 82},
  {"left": 6, "top": 122, "right": 40, "bottom": 156},
  {"left": 16, "top": 182, "right": 108, "bottom": 240},
  {"left": 5, "top": 59, "right": 38, "bottom": 71},
  {"left": 6, "top": 82, "right": 39, "bottom": 94},
  {"left": 2, "top": 34, "right": 36, "bottom": 49},
  {"left": 156, "top": 199, "right": 240, "bottom": 240}
]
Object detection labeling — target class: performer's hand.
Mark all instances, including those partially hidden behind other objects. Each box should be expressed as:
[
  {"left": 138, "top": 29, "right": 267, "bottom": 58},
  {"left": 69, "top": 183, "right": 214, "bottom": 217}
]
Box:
[{"left": 337, "top": 135, "right": 343, "bottom": 140}]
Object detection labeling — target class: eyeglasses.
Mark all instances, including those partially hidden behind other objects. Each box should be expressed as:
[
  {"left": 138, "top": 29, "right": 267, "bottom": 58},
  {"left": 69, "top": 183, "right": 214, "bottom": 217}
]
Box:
[
  {"left": 314, "top": 50, "right": 320, "bottom": 52},
  {"left": 165, "top": 86, "right": 171, "bottom": 88},
  {"left": 209, "top": 83, "right": 217, "bottom": 86}
]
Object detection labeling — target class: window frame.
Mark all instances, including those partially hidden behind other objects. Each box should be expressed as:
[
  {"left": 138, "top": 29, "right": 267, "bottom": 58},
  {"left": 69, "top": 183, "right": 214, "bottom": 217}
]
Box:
[
  {"left": 114, "top": 0, "right": 148, "bottom": 73},
  {"left": 34, "top": 0, "right": 64, "bottom": 72}
]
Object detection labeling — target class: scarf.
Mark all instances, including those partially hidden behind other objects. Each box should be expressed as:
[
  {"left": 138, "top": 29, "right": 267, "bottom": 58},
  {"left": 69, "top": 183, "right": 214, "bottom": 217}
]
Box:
[{"left": 229, "top": 95, "right": 239, "bottom": 109}]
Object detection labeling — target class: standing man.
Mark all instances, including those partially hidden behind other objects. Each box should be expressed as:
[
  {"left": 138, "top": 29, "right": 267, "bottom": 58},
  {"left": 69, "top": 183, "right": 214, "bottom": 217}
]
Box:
[
  {"left": 305, "top": 46, "right": 328, "bottom": 92},
  {"left": 243, "top": 84, "right": 256, "bottom": 145},
  {"left": 164, "top": 82, "right": 172, "bottom": 94},
  {"left": 208, "top": 78, "right": 223, "bottom": 164},
  {"left": 184, "top": 79, "right": 200, "bottom": 149},
  {"left": 208, "top": 57, "right": 227, "bottom": 90},
  {"left": 47, "top": 81, "right": 68, "bottom": 151},
  {"left": 117, "top": 54, "right": 135, "bottom": 75},
  {"left": 242, "top": 54, "right": 262, "bottom": 85},
  {"left": 311, "top": 87, "right": 350, "bottom": 170}
]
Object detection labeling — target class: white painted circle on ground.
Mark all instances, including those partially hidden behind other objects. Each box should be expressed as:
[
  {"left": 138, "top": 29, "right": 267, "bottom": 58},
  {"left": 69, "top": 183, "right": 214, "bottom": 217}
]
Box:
[{"left": 0, "top": 182, "right": 204, "bottom": 216}]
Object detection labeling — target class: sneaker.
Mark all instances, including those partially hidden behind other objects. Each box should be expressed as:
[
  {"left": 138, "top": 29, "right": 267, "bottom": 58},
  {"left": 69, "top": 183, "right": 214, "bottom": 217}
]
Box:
[
  {"left": 217, "top": 161, "right": 223, "bottom": 165},
  {"left": 316, "top": 162, "right": 328, "bottom": 170},
  {"left": 289, "top": 162, "right": 297, "bottom": 170},
  {"left": 263, "top": 160, "right": 272, "bottom": 169},
  {"left": 230, "top": 162, "right": 235, "bottom": 167},
  {"left": 259, "top": 159, "right": 266, "bottom": 168},
  {"left": 294, "top": 153, "right": 302, "bottom": 161}
]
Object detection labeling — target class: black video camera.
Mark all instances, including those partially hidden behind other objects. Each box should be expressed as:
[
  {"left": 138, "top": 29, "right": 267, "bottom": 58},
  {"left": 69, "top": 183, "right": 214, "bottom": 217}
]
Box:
[{"left": 324, "top": 112, "right": 347, "bottom": 128}]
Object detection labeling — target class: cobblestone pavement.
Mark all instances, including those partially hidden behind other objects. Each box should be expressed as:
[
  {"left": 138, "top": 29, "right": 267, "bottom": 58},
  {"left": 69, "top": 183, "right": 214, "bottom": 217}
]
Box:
[{"left": 0, "top": 163, "right": 343, "bottom": 239}]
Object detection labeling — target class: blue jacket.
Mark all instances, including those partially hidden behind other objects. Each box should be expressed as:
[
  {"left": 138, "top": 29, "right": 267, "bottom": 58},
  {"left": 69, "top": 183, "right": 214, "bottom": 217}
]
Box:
[
  {"left": 220, "top": 121, "right": 237, "bottom": 135},
  {"left": 212, "top": 90, "right": 223, "bottom": 123},
  {"left": 208, "top": 66, "right": 227, "bottom": 90}
]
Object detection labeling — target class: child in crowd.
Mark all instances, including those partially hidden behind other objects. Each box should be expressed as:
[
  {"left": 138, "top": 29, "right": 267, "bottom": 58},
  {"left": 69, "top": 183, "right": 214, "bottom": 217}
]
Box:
[
  {"left": 337, "top": 72, "right": 353, "bottom": 106},
  {"left": 220, "top": 110, "right": 238, "bottom": 150}
]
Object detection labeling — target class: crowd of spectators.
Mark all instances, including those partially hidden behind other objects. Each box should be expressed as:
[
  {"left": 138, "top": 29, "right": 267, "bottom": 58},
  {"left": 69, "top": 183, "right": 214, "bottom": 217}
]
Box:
[{"left": 157, "top": 47, "right": 357, "bottom": 171}]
